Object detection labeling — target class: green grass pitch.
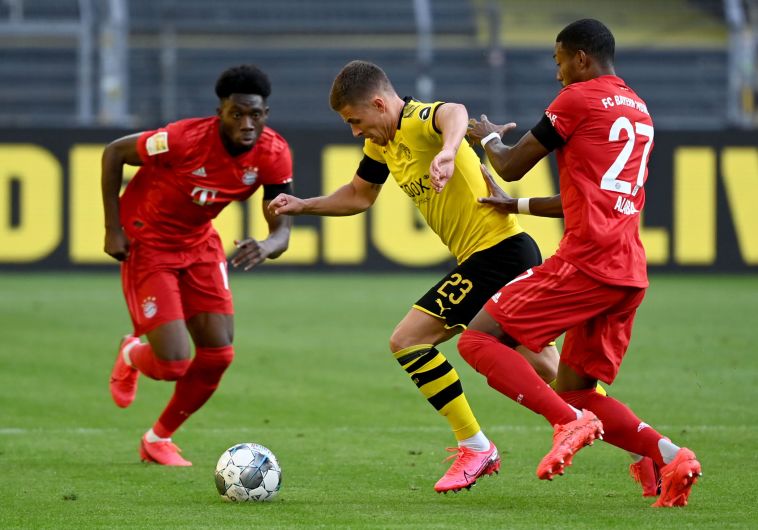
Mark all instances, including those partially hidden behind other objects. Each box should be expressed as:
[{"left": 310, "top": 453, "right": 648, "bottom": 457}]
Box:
[{"left": 1, "top": 272, "right": 756, "bottom": 528}]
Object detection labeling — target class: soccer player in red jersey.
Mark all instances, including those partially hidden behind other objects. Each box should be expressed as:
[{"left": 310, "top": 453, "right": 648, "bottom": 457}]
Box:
[
  {"left": 461, "top": 19, "right": 701, "bottom": 507},
  {"left": 102, "top": 65, "right": 294, "bottom": 466}
]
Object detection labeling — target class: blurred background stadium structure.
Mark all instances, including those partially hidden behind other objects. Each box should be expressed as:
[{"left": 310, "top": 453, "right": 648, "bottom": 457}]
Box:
[
  {"left": 1, "top": 0, "right": 757, "bottom": 130},
  {"left": 1, "top": 0, "right": 757, "bottom": 273}
]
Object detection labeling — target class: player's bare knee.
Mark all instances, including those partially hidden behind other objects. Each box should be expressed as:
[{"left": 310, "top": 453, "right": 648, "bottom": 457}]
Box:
[
  {"left": 151, "top": 342, "right": 192, "bottom": 362},
  {"left": 540, "top": 345, "right": 560, "bottom": 381},
  {"left": 187, "top": 313, "right": 234, "bottom": 348},
  {"left": 532, "top": 346, "right": 559, "bottom": 383},
  {"left": 533, "top": 355, "right": 558, "bottom": 383},
  {"left": 514, "top": 344, "right": 557, "bottom": 383},
  {"left": 389, "top": 328, "right": 410, "bottom": 354},
  {"left": 146, "top": 321, "right": 192, "bottom": 361},
  {"left": 389, "top": 325, "right": 432, "bottom": 353}
]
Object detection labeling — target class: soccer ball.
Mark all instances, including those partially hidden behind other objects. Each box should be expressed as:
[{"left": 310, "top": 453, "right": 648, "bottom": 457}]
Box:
[{"left": 215, "top": 443, "right": 282, "bottom": 502}]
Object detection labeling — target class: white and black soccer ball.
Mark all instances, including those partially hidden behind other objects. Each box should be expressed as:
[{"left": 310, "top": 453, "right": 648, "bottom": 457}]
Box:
[{"left": 215, "top": 443, "right": 282, "bottom": 502}]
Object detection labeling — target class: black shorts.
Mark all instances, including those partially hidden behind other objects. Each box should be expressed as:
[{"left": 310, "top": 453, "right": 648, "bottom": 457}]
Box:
[{"left": 413, "top": 232, "right": 542, "bottom": 329}]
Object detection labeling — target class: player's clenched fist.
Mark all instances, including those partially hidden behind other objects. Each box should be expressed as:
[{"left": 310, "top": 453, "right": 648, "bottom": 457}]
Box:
[
  {"left": 104, "top": 227, "right": 130, "bottom": 261},
  {"left": 268, "top": 193, "right": 305, "bottom": 215}
]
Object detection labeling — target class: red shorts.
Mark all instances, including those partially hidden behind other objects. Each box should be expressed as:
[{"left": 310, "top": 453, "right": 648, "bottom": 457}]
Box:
[
  {"left": 121, "top": 233, "right": 233, "bottom": 336},
  {"left": 484, "top": 255, "right": 646, "bottom": 384}
]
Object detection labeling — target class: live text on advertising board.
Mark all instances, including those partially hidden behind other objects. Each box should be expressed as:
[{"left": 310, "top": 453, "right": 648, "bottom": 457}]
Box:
[{"left": 1, "top": 129, "right": 756, "bottom": 271}]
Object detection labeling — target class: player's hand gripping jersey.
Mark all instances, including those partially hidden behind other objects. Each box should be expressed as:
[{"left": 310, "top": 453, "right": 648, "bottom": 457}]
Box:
[
  {"left": 545, "top": 76, "right": 653, "bottom": 287},
  {"left": 120, "top": 116, "right": 292, "bottom": 250}
]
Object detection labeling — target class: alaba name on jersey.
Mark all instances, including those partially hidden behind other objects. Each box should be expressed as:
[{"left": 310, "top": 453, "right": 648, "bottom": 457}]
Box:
[
  {"left": 547, "top": 75, "right": 653, "bottom": 288},
  {"left": 363, "top": 98, "right": 523, "bottom": 264},
  {"left": 120, "top": 116, "right": 293, "bottom": 250}
]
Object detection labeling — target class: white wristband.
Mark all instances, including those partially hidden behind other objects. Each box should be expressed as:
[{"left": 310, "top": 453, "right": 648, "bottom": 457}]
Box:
[
  {"left": 480, "top": 132, "right": 500, "bottom": 148},
  {"left": 517, "top": 198, "right": 531, "bottom": 215}
]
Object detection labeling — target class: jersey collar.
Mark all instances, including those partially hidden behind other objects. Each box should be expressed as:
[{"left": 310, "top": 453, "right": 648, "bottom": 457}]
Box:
[{"left": 399, "top": 96, "right": 414, "bottom": 129}]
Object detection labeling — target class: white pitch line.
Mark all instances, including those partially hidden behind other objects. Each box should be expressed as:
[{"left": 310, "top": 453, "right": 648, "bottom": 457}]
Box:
[{"left": 0, "top": 424, "right": 754, "bottom": 436}]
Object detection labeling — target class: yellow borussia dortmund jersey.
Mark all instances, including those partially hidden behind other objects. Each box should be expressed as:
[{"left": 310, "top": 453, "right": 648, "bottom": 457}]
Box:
[{"left": 363, "top": 99, "right": 522, "bottom": 263}]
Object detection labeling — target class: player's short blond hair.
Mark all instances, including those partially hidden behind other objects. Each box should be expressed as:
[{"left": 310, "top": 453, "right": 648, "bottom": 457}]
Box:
[{"left": 329, "top": 60, "right": 395, "bottom": 111}]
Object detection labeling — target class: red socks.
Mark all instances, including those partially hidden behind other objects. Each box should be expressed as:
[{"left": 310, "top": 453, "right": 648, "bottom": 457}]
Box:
[
  {"left": 457, "top": 329, "right": 668, "bottom": 466},
  {"left": 129, "top": 343, "right": 190, "bottom": 381},
  {"left": 458, "top": 329, "right": 576, "bottom": 426},
  {"left": 559, "top": 389, "right": 666, "bottom": 467},
  {"left": 153, "top": 345, "right": 235, "bottom": 438},
  {"left": 129, "top": 343, "right": 234, "bottom": 438}
]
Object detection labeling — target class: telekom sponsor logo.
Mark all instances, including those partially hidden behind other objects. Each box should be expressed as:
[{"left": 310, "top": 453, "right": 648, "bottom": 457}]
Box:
[{"left": 191, "top": 186, "right": 218, "bottom": 206}]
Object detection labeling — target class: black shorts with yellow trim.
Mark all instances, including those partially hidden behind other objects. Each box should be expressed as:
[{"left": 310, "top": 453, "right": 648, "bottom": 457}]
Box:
[{"left": 413, "top": 232, "right": 542, "bottom": 329}]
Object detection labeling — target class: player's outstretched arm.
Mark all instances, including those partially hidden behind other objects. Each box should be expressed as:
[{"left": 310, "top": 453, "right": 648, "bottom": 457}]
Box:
[
  {"left": 429, "top": 102, "right": 468, "bottom": 193},
  {"left": 231, "top": 197, "right": 293, "bottom": 271},
  {"left": 101, "top": 133, "right": 143, "bottom": 261},
  {"left": 469, "top": 115, "right": 548, "bottom": 182},
  {"left": 268, "top": 174, "right": 382, "bottom": 217},
  {"left": 478, "top": 164, "right": 563, "bottom": 218}
]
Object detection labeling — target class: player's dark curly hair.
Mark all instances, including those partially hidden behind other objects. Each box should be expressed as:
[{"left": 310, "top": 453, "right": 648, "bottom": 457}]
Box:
[
  {"left": 330, "top": 60, "right": 395, "bottom": 111},
  {"left": 556, "top": 19, "right": 615, "bottom": 65},
  {"left": 215, "top": 65, "right": 271, "bottom": 100}
]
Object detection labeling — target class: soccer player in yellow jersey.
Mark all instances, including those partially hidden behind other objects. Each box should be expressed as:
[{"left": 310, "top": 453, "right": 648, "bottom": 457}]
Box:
[{"left": 268, "top": 60, "right": 558, "bottom": 493}]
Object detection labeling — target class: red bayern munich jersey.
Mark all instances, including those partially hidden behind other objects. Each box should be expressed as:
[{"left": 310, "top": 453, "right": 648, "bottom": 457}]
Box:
[
  {"left": 120, "top": 116, "right": 293, "bottom": 250},
  {"left": 547, "top": 75, "right": 653, "bottom": 287}
]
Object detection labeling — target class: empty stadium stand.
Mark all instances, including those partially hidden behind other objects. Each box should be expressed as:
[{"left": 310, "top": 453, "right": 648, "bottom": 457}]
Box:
[{"left": 0, "top": 0, "right": 734, "bottom": 130}]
